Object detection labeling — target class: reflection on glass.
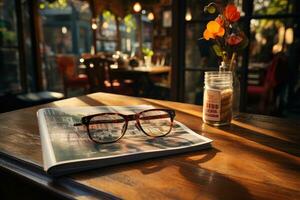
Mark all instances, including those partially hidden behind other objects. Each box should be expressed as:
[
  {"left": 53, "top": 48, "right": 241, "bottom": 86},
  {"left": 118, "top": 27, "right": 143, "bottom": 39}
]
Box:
[{"left": 0, "top": 0, "right": 21, "bottom": 93}]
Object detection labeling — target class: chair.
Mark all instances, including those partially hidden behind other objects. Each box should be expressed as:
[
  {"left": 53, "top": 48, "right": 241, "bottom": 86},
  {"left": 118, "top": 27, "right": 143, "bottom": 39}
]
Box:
[
  {"left": 56, "top": 55, "right": 89, "bottom": 97},
  {"left": 247, "top": 53, "right": 288, "bottom": 113},
  {"left": 84, "top": 56, "right": 134, "bottom": 95}
]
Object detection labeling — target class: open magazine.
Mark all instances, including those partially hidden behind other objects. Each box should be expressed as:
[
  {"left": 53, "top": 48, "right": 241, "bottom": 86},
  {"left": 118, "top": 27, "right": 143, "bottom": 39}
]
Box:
[{"left": 37, "top": 105, "right": 212, "bottom": 176}]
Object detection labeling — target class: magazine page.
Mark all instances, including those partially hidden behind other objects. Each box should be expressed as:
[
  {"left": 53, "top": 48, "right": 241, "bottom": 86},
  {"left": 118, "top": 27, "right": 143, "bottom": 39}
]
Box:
[{"left": 37, "top": 105, "right": 212, "bottom": 175}]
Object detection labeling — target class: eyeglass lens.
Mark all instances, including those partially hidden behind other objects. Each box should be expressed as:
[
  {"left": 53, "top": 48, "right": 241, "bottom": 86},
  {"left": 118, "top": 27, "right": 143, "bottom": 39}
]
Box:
[
  {"left": 139, "top": 110, "right": 172, "bottom": 137},
  {"left": 88, "top": 113, "right": 126, "bottom": 143}
]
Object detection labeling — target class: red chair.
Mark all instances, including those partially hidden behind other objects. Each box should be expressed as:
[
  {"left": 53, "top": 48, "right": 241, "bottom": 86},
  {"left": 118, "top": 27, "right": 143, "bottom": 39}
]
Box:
[
  {"left": 56, "top": 55, "right": 89, "bottom": 97},
  {"left": 247, "top": 53, "right": 287, "bottom": 113}
]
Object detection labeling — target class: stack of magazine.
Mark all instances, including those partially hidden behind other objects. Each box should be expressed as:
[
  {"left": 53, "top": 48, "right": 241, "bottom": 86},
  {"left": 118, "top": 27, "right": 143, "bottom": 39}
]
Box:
[{"left": 37, "top": 105, "right": 212, "bottom": 176}]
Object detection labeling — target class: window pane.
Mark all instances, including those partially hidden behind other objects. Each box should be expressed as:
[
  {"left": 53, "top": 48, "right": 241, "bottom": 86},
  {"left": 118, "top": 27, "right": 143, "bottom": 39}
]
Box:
[
  {"left": 0, "top": 0, "right": 22, "bottom": 93},
  {"left": 97, "top": 10, "right": 117, "bottom": 52},
  {"left": 186, "top": 0, "right": 221, "bottom": 21},
  {"left": 120, "top": 14, "right": 137, "bottom": 53},
  {"left": 38, "top": 0, "right": 92, "bottom": 91},
  {"left": 22, "top": 1, "right": 35, "bottom": 91},
  {"left": 185, "top": 22, "right": 219, "bottom": 105},
  {"left": 253, "top": 0, "right": 293, "bottom": 15},
  {"left": 186, "top": 0, "right": 244, "bottom": 21},
  {"left": 185, "top": 70, "right": 204, "bottom": 105},
  {"left": 186, "top": 23, "right": 219, "bottom": 69}
]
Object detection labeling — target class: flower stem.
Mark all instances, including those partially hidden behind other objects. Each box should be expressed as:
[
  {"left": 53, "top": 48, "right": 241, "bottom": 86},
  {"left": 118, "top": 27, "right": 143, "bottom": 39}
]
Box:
[{"left": 229, "top": 52, "right": 237, "bottom": 71}]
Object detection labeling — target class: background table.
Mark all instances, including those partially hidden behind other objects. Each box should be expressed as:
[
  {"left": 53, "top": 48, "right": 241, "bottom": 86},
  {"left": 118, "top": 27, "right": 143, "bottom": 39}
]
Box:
[
  {"left": 112, "top": 66, "right": 171, "bottom": 97},
  {"left": 0, "top": 92, "right": 299, "bottom": 199}
]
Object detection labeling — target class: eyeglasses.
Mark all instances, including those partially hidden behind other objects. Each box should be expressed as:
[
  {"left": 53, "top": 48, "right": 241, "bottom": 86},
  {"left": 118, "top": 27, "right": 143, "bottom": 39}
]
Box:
[{"left": 74, "top": 109, "right": 176, "bottom": 144}]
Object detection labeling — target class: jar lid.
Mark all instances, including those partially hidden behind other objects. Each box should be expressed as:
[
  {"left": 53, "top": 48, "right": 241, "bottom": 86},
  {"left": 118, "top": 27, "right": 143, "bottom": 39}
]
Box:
[{"left": 205, "top": 71, "right": 232, "bottom": 86}]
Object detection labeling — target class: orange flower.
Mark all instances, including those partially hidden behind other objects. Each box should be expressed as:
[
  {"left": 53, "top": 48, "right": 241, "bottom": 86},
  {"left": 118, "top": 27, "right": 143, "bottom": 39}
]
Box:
[
  {"left": 224, "top": 4, "right": 240, "bottom": 22},
  {"left": 227, "top": 34, "right": 243, "bottom": 45},
  {"left": 203, "top": 21, "right": 225, "bottom": 40}
]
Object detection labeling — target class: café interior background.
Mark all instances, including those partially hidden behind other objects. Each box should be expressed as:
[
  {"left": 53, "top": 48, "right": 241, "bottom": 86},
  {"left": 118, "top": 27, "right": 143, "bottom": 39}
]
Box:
[{"left": 0, "top": 0, "right": 300, "bottom": 119}]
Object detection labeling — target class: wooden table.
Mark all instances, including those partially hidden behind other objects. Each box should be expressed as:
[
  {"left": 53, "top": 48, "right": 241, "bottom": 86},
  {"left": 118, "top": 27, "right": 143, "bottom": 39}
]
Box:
[
  {"left": 0, "top": 93, "right": 299, "bottom": 199},
  {"left": 112, "top": 66, "right": 171, "bottom": 96}
]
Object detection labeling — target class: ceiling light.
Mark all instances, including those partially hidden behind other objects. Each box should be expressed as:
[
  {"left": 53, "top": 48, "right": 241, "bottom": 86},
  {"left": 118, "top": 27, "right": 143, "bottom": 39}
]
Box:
[
  {"left": 185, "top": 9, "right": 192, "bottom": 21},
  {"left": 133, "top": 2, "right": 142, "bottom": 13},
  {"left": 285, "top": 28, "right": 294, "bottom": 44},
  {"left": 91, "top": 23, "right": 98, "bottom": 30},
  {"left": 61, "top": 26, "right": 68, "bottom": 34},
  {"left": 147, "top": 12, "right": 154, "bottom": 21},
  {"left": 102, "top": 22, "right": 109, "bottom": 29}
]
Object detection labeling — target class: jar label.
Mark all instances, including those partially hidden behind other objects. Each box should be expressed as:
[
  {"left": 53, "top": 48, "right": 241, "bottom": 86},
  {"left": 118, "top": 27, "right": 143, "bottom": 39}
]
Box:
[{"left": 203, "top": 89, "right": 221, "bottom": 121}]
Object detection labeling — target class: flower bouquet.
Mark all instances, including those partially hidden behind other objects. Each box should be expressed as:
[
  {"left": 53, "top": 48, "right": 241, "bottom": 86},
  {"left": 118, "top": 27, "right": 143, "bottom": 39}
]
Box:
[
  {"left": 202, "top": 2, "right": 248, "bottom": 71},
  {"left": 201, "top": 2, "right": 248, "bottom": 115}
]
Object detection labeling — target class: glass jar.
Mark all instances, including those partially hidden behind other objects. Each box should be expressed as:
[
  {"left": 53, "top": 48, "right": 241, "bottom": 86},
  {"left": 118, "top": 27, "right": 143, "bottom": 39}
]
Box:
[{"left": 203, "top": 71, "right": 233, "bottom": 126}]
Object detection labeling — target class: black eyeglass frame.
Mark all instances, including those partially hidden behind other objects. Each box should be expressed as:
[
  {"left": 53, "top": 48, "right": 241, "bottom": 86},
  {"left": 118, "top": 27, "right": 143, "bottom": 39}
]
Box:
[{"left": 74, "top": 108, "right": 176, "bottom": 144}]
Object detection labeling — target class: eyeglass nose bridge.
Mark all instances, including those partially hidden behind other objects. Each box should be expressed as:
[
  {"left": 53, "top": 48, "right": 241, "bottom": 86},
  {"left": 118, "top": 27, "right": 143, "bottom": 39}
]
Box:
[{"left": 123, "top": 113, "right": 138, "bottom": 121}]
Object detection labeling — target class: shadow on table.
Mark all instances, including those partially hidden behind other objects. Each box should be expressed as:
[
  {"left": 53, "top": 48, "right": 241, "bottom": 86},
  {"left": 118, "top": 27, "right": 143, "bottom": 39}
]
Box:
[
  {"left": 179, "top": 152, "right": 254, "bottom": 200},
  {"left": 218, "top": 123, "right": 300, "bottom": 157},
  {"left": 133, "top": 148, "right": 219, "bottom": 175},
  {"left": 74, "top": 147, "right": 253, "bottom": 200}
]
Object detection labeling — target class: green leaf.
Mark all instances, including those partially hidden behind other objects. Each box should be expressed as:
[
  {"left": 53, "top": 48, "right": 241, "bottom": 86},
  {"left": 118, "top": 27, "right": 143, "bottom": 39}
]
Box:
[{"left": 212, "top": 45, "right": 223, "bottom": 57}]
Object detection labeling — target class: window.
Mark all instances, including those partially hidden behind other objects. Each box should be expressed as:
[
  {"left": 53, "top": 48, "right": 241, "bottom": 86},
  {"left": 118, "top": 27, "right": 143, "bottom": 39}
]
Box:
[
  {"left": 38, "top": 0, "right": 92, "bottom": 91},
  {"left": 97, "top": 10, "right": 117, "bottom": 52},
  {"left": 0, "top": 0, "right": 21, "bottom": 94}
]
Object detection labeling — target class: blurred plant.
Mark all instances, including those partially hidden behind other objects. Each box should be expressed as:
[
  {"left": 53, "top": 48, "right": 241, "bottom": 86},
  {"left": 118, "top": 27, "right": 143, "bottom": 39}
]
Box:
[
  {"left": 39, "top": 0, "right": 68, "bottom": 10},
  {"left": 201, "top": 2, "right": 248, "bottom": 71},
  {"left": 254, "top": 0, "right": 290, "bottom": 15},
  {"left": 0, "top": 21, "right": 17, "bottom": 45},
  {"left": 142, "top": 47, "right": 154, "bottom": 57},
  {"left": 124, "top": 14, "right": 137, "bottom": 33},
  {"left": 103, "top": 10, "right": 114, "bottom": 23}
]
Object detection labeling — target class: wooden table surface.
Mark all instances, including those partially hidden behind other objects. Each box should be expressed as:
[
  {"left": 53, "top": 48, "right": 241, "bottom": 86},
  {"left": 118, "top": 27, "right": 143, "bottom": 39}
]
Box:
[{"left": 0, "top": 92, "right": 299, "bottom": 199}]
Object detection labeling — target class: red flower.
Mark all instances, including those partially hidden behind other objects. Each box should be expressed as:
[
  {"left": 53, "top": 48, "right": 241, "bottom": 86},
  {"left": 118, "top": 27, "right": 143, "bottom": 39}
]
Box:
[
  {"left": 215, "top": 15, "right": 224, "bottom": 26},
  {"left": 227, "top": 34, "right": 243, "bottom": 45},
  {"left": 224, "top": 4, "right": 240, "bottom": 22}
]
